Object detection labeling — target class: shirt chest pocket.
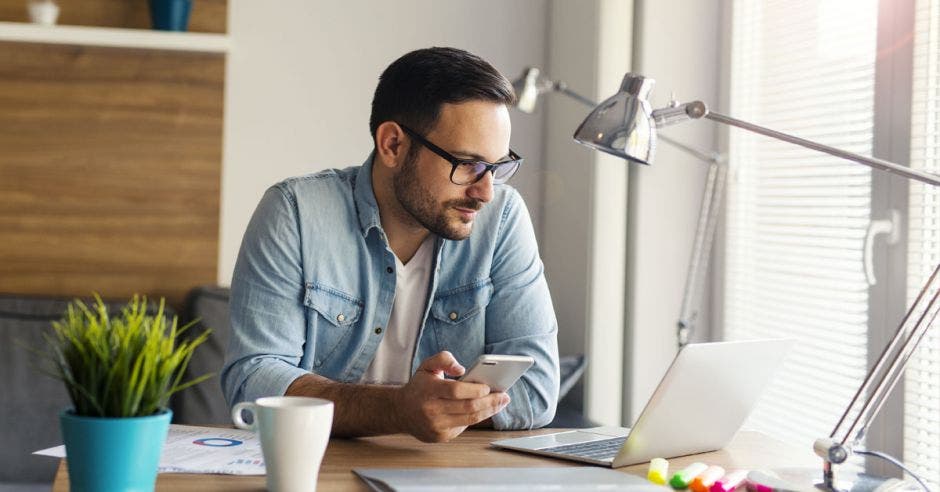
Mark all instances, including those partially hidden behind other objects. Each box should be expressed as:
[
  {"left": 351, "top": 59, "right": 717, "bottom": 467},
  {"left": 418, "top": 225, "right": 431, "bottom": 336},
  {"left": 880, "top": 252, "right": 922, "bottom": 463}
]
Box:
[
  {"left": 303, "top": 284, "right": 363, "bottom": 365},
  {"left": 430, "top": 281, "right": 493, "bottom": 358}
]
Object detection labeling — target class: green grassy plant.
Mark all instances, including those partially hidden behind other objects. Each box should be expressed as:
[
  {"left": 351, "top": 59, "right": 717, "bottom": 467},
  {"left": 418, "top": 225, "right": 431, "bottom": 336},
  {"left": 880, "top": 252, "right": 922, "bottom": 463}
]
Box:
[{"left": 41, "top": 294, "right": 211, "bottom": 418}]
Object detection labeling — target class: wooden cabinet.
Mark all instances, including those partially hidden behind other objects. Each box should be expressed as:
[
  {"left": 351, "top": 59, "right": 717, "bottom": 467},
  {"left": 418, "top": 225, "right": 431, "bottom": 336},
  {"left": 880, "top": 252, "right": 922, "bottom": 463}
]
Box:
[{"left": 0, "top": 1, "right": 228, "bottom": 307}]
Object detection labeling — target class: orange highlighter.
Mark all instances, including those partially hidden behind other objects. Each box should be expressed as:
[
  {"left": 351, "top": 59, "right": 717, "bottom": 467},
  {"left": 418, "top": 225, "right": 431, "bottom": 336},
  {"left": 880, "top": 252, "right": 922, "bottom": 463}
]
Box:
[{"left": 690, "top": 465, "right": 726, "bottom": 492}]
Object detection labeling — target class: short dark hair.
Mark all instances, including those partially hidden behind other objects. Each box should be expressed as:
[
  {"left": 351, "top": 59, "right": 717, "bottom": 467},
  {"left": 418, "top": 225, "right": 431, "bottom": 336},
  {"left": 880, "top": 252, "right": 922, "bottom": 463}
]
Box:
[{"left": 369, "top": 47, "right": 516, "bottom": 141}]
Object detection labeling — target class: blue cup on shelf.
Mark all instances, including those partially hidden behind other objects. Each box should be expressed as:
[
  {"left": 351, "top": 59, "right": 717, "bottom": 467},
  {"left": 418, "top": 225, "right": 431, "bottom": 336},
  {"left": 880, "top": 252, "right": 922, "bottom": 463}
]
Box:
[{"left": 149, "top": 0, "right": 192, "bottom": 32}]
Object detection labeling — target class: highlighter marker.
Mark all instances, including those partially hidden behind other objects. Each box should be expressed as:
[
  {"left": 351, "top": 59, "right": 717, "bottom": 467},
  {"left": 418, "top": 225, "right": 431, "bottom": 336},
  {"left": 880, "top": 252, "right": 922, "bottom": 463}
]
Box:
[
  {"left": 648, "top": 458, "right": 669, "bottom": 485},
  {"left": 711, "top": 470, "right": 748, "bottom": 492},
  {"left": 670, "top": 462, "right": 708, "bottom": 489},
  {"left": 690, "top": 465, "right": 725, "bottom": 492},
  {"left": 745, "top": 470, "right": 801, "bottom": 492}
]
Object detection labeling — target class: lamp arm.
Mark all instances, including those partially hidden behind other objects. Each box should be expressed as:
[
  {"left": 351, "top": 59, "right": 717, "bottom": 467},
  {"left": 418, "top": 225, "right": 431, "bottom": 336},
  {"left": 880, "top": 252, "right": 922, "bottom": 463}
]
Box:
[
  {"left": 654, "top": 98, "right": 940, "bottom": 490},
  {"left": 532, "top": 74, "right": 727, "bottom": 348},
  {"left": 550, "top": 84, "right": 726, "bottom": 346},
  {"left": 552, "top": 82, "right": 598, "bottom": 108},
  {"left": 815, "top": 266, "right": 940, "bottom": 489},
  {"left": 659, "top": 134, "right": 724, "bottom": 164},
  {"left": 677, "top": 160, "right": 727, "bottom": 347},
  {"left": 671, "top": 101, "right": 940, "bottom": 188},
  {"left": 839, "top": 265, "right": 940, "bottom": 445}
]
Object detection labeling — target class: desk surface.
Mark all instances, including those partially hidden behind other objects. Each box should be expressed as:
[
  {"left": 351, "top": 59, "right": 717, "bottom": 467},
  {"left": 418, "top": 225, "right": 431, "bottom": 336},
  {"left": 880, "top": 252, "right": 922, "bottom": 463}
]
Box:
[{"left": 52, "top": 429, "right": 821, "bottom": 491}]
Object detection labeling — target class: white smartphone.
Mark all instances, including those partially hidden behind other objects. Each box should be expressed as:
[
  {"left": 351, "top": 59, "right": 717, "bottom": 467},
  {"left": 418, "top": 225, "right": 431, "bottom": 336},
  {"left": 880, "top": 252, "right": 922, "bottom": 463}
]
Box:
[{"left": 458, "top": 354, "right": 535, "bottom": 392}]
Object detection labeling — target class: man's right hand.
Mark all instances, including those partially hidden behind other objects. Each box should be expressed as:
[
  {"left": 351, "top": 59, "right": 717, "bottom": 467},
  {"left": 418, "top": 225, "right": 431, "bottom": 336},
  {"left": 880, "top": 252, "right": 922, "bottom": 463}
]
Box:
[{"left": 394, "top": 351, "right": 510, "bottom": 443}]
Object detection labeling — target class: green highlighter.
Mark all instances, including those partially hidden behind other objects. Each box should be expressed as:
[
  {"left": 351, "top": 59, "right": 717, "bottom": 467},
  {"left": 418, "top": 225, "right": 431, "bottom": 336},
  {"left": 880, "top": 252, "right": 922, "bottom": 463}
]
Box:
[{"left": 670, "top": 462, "right": 708, "bottom": 489}]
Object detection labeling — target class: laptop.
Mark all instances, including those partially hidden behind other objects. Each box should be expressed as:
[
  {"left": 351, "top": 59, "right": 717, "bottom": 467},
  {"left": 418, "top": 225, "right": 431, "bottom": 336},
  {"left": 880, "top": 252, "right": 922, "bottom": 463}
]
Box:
[{"left": 491, "top": 339, "right": 791, "bottom": 468}]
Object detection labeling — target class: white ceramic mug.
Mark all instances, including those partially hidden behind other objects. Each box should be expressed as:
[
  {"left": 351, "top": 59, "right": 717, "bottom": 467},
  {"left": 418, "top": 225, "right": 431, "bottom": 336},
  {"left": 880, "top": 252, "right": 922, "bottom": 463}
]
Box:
[
  {"left": 232, "top": 396, "right": 334, "bottom": 492},
  {"left": 27, "top": 0, "right": 60, "bottom": 25}
]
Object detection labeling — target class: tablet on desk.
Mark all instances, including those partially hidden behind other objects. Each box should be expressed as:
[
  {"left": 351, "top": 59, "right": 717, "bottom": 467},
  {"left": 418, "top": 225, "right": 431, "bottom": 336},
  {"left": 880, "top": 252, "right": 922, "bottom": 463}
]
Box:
[{"left": 354, "top": 466, "right": 668, "bottom": 491}]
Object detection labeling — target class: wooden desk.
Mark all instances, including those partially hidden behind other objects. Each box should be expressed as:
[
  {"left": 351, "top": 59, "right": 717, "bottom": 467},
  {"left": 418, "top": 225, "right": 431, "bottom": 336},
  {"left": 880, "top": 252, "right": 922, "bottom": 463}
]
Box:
[{"left": 52, "top": 430, "right": 821, "bottom": 491}]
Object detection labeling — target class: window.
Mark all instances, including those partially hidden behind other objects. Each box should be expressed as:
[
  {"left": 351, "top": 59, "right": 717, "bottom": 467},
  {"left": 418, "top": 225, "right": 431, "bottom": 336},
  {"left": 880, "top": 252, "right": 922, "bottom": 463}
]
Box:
[
  {"left": 725, "top": 0, "right": 877, "bottom": 458},
  {"left": 725, "top": 0, "right": 940, "bottom": 486},
  {"left": 904, "top": 0, "right": 940, "bottom": 486}
]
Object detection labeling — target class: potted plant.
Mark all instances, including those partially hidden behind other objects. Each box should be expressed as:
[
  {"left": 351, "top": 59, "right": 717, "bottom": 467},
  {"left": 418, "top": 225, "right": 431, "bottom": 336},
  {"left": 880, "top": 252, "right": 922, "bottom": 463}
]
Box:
[{"left": 39, "top": 294, "right": 210, "bottom": 492}]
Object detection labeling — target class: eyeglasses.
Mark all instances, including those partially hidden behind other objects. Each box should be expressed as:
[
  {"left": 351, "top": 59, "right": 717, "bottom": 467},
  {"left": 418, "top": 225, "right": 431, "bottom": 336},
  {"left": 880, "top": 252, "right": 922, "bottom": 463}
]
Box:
[{"left": 398, "top": 123, "right": 523, "bottom": 185}]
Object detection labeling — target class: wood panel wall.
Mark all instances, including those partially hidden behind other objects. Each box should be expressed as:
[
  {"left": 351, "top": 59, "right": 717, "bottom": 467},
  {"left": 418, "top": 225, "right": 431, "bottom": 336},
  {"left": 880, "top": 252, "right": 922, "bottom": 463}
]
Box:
[
  {"left": 0, "top": 0, "right": 227, "bottom": 33},
  {"left": 0, "top": 43, "right": 224, "bottom": 307}
]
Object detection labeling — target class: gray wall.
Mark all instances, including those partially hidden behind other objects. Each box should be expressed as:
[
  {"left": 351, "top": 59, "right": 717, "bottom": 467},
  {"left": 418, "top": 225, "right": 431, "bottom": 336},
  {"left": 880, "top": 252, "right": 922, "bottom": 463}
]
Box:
[
  {"left": 625, "top": 0, "right": 722, "bottom": 423},
  {"left": 540, "top": 0, "right": 631, "bottom": 425}
]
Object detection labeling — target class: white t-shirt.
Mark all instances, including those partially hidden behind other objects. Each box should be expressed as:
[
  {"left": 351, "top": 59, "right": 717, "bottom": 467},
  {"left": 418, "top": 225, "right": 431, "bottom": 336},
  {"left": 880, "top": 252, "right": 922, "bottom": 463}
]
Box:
[{"left": 360, "top": 236, "right": 435, "bottom": 385}]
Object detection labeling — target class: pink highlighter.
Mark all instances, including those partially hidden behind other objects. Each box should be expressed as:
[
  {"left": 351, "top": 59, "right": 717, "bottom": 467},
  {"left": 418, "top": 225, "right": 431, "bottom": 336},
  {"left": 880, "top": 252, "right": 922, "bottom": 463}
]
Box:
[
  {"left": 745, "top": 470, "right": 802, "bottom": 492},
  {"left": 690, "top": 466, "right": 726, "bottom": 492},
  {"left": 711, "top": 470, "right": 748, "bottom": 492}
]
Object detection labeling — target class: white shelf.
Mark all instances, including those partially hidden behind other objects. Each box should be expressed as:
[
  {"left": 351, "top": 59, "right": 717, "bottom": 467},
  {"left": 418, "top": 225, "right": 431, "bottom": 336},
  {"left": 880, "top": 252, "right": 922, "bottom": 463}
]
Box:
[{"left": 0, "top": 21, "right": 229, "bottom": 53}]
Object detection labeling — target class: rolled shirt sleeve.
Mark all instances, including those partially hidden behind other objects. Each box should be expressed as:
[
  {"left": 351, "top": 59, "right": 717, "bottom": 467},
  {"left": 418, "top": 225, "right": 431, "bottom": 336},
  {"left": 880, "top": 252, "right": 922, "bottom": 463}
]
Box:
[{"left": 221, "top": 185, "right": 311, "bottom": 408}]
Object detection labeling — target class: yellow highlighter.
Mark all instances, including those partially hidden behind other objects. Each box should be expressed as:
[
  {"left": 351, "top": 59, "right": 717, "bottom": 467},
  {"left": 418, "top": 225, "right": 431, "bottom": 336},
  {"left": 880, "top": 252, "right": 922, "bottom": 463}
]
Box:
[
  {"left": 690, "top": 465, "right": 725, "bottom": 492},
  {"left": 648, "top": 458, "right": 669, "bottom": 485},
  {"left": 670, "top": 462, "right": 708, "bottom": 489}
]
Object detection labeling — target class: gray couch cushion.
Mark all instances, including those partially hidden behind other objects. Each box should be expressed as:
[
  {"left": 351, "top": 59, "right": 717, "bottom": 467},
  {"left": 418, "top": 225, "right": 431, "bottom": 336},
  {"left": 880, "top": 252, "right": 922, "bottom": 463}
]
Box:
[
  {"left": 170, "top": 285, "right": 231, "bottom": 426},
  {"left": 0, "top": 483, "right": 54, "bottom": 492},
  {"left": 0, "top": 295, "right": 176, "bottom": 486},
  {"left": 0, "top": 483, "right": 55, "bottom": 492}
]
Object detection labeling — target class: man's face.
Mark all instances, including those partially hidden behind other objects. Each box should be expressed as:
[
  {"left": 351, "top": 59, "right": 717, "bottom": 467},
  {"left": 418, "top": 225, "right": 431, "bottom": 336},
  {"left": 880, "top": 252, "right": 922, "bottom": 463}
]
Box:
[{"left": 393, "top": 100, "right": 512, "bottom": 240}]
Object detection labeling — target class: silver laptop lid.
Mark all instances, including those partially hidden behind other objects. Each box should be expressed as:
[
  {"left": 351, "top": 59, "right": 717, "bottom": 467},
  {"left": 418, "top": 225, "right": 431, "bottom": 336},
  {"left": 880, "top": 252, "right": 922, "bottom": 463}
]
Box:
[{"left": 612, "top": 339, "right": 791, "bottom": 467}]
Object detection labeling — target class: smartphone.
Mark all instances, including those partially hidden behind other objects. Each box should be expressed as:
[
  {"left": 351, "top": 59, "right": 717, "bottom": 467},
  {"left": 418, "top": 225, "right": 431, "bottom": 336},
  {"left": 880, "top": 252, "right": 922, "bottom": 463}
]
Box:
[{"left": 458, "top": 354, "right": 535, "bottom": 392}]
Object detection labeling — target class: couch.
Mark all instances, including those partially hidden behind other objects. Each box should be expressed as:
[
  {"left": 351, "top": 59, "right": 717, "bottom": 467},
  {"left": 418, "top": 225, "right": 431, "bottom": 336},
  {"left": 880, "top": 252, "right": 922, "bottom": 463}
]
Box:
[{"left": 0, "top": 295, "right": 180, "bottom": 492}]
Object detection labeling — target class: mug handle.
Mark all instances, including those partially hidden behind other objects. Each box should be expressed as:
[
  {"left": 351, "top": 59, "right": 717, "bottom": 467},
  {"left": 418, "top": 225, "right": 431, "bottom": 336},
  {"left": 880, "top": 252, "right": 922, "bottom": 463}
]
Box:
[{"left": 231, "top": 401, "right": 257, "bottom": 430}]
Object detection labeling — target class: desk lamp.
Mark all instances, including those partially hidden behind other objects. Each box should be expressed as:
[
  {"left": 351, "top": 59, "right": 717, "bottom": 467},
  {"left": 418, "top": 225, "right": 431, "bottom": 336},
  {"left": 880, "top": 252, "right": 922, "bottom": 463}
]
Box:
[
  {"left": 574, "top": 72, "right": 940, "bottom": 491},
  {"left": 512, "top": 67, "right": 725, "bottom": 348}
]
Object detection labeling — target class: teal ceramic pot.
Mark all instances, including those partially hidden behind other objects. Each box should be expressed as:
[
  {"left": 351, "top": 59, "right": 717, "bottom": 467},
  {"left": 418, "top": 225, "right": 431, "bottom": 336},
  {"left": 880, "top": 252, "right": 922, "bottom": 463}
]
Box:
[{"left": 59, "top": 409, "right": 172, "bottom": 492}]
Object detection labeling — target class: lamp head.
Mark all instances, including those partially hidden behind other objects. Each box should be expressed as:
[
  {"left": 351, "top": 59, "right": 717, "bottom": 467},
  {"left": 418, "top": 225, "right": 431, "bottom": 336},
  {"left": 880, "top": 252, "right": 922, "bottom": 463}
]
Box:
[
  {"left": 573, "top": 73, "right": 656, "bottom": 165},
  {"left": 512, "top": 67, "right": 543, "bottom": 114}
]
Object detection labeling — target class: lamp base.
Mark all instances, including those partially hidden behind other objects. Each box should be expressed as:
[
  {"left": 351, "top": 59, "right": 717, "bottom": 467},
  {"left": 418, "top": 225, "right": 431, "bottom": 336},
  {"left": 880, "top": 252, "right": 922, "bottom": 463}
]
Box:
[
  {"left": 746, "top": 468, "right": 921, "bottom": 492},
  {"left": 821, "top": 474, "right": 921, "bottom": 492}
]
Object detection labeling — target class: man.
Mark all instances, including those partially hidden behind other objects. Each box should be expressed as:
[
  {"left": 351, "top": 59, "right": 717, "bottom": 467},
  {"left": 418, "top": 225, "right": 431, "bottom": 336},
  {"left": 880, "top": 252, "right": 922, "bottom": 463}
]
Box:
[{"left": 221, "top": 47, "right": 559, "bottom": 443}]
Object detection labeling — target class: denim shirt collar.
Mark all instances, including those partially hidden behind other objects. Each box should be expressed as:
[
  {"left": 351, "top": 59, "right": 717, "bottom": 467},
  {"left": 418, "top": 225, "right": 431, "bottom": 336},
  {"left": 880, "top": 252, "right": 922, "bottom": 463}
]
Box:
[{"left": 354, "top": 153, "right": 383, "bottom": 237}]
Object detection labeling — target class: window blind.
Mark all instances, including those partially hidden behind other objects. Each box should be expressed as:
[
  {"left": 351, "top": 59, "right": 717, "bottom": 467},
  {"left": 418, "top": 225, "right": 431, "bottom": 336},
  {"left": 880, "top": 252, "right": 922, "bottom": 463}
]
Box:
[
  {"left": 905, "top": 1, "right": 940, "bottom": 487},
  {"left": 726, "top": 0, "right": 877, "bottom": 461}
]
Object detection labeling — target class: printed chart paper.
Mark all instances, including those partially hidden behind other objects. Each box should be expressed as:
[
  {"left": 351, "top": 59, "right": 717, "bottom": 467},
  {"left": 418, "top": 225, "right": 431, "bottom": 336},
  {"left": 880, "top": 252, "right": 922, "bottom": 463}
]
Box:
[{"left": 33, "top": 424, "right": 266, "bottom": 475}]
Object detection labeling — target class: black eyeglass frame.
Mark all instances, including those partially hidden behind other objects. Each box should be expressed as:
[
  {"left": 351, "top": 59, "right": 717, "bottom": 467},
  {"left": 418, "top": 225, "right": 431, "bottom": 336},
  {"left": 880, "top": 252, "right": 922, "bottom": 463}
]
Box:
[{"left": 397, "top": 123, "right": 523, "bottom": 185}]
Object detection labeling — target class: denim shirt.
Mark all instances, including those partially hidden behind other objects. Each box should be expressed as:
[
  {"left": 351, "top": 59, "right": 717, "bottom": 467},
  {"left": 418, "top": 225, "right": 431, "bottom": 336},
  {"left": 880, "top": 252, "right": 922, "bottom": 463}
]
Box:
[{"left": 221, "top": 155, "right": 560, "bottom": 430}]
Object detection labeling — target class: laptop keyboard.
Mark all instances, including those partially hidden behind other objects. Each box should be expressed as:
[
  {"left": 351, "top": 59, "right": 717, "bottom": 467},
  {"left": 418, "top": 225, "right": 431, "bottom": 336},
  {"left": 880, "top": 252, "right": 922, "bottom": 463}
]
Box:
[{"left": 540, "top": 436, "right": 628, "bottom": 461}]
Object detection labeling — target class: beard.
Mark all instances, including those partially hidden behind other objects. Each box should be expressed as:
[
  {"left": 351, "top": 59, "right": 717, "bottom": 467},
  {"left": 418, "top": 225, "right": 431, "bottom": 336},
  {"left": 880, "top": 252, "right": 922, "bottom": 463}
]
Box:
[{"left": 392, "top": 150, "right": 483, "bottom": 241}]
